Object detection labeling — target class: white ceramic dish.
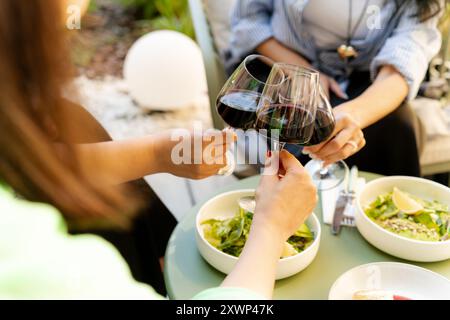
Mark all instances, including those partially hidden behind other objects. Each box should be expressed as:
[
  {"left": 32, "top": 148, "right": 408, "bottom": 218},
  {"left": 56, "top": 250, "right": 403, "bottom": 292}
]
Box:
[
  {"left": 329, "top": 262, "right": 450, "bottom": 300},
  {"left": 195, "top": 189, "right": 321, "bottom": 280},
  {"left": 356, "top": 176, "right": 450, "bottom": 262}
]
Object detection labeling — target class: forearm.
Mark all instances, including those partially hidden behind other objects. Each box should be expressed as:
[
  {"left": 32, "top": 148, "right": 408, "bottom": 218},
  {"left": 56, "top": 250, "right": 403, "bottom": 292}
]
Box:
[
  {"left": 257, "top": 38, "right": 311, "bottom": 68},
  {"left": 74, "top": 133, "right": 167, "bottom": 185},
  {"left": 221, "top": 220, "right": 283, "bottom": 299},
  {"left": 337, "top": 65, "right": 409, "bottom": 129}
]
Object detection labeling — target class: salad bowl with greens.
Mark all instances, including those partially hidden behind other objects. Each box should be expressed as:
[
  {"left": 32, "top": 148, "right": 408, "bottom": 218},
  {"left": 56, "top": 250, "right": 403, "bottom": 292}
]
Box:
[
  {"left": 196, "top": 189, "right": 321, "bottom": 280},
  {"left": 356, "top": 176, "right": 450, "bottom": 262}
]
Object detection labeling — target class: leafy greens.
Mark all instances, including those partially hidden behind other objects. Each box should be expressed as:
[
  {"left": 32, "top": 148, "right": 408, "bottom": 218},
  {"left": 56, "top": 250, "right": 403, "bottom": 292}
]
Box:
[
  {"left": 202, "top": 208, "right": 314, "bottom": 258},
  {"left": 364, "top": 190, "right": 450, "bottom": 242}
]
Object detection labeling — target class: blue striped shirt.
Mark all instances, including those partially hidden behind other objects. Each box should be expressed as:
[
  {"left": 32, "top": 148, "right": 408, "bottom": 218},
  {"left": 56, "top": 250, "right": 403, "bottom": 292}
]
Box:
[{"left": 226, "top": 0, "right": 443, "bottom": 100}]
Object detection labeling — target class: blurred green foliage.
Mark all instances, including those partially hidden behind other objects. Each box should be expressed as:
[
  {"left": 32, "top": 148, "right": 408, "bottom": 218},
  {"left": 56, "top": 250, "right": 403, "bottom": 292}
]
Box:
[
  {"left": 440, "top": 3, "right": 450, "bottom": 58},
  {"left": 118, "top": 0, "right": 194, "bottom": 38},
  {"left": 88, "top": 0, "right": 98, "bottom": 12},
  {"left": 439, "top": 3, "right": 450, "bottom": 30}
]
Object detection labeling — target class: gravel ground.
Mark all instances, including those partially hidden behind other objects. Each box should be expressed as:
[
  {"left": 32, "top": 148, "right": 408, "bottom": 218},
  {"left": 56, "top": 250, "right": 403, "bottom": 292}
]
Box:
[{"left": 75, "top": 76, "right": 212, "bottom": 140}]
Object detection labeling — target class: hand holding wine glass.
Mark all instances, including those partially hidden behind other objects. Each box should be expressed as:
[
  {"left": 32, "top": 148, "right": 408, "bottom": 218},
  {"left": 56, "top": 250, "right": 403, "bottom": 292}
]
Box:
[
  {"left": 221, "top": 150, "right": 317, "bottom": 299},
  {"left": 254, "top": 150, "right": 318, "bottom": 240},
  {"left": 302, "top": 108, "right": 366, "bottom": 167},
  {"left": 154, "top": 129, "right": 237, "bottom": 179}
]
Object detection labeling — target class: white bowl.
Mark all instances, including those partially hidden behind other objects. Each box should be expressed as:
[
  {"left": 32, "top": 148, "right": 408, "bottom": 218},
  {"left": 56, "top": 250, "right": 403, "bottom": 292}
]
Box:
[
  {"left": 195, "top": 189, "right": 321, "bottom": 280},
  {"left": 329, "top": 262, "right": 450, "bottom": 300},
  {"left": 356, "top": 176, "right": 450, "bottom": 262}
]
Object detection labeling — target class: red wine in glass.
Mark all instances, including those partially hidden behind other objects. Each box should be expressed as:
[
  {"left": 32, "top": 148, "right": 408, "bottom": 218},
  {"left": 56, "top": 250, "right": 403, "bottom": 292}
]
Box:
[
  {"left": 216, "top": 90, "right": 260, "bottom": 130},
  {"left": 214, "top": 55, "right": 278, "bottom": 175},
  {"left": 304, "top": 109, "right": 336, "bottom": 146},
  {"left": 215, "top": 55, "right": 276, "bottom": 131},
  {"left": 254, "top": 103, "right": 315, "bottom": 145}
]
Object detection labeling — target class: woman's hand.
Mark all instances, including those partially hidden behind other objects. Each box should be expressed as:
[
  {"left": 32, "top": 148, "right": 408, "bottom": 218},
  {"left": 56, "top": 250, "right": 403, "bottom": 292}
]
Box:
[
  {"left": 320, "top": 74, "right": 348, "bottom": 100},
  {"left": 303, "top": 108, "right": 366, "bottom": 167},
  {"left": 220, "top": 150, "right": 317, "bottom": 298},
  {"left": 253, "top": 150, "right": 318, "bottom": 241},
  {"left": 154, "top": 129, "right": 236, "bottom": 179}
]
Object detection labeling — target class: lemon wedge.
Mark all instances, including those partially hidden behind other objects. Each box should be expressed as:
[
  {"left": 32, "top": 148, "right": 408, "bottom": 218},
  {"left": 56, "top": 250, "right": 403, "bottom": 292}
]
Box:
[
  {"left": 392, "top": 187, "right": 423, "bottom": 214},
  {"left": 281, "top": 242, "right": 298, "bottom": 258}
]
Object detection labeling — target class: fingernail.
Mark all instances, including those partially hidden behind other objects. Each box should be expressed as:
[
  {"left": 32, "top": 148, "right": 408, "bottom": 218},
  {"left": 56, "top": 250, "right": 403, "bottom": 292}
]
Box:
[
  {"left": 264, "top": 156, "right": 272, "bottom": 167},
  {"left": 266, "top": 150, "right": 272, "bottom": 158},
  {"left": 310, "top": 153, "right": 317, "bottom": 159},
  {"left": 343, "top": 93, "right": 349, "bottom": 100},
  {"left": 302, "top": 149, "right": 310, "bottom": 155}
]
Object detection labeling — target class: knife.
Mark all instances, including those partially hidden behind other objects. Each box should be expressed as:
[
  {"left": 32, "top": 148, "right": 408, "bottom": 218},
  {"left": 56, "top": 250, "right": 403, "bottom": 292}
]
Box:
[{"left": 331, "top": 168, "right": 350, "bottom": 235}]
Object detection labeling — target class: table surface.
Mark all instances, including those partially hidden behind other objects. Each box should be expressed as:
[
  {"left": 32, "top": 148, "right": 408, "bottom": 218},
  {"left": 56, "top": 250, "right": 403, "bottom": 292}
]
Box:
[{"left": 164, "top": 173, "right": 450, "bottom": 299}]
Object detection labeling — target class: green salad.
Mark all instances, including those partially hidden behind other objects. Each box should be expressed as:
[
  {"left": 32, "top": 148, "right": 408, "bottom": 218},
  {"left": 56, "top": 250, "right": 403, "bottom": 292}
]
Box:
[
  {"left": 202, "top": 207, "right": 314, "bottom": 258},
  {"left": 364, "top": 188, "right": 450, "bottom": 242}
]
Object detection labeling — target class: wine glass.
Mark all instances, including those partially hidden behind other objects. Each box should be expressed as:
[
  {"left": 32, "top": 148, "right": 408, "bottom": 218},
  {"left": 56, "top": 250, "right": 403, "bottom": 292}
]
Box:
[
  {"left": 215, "top": 55, "right": 281, "bottom": 175},
  {"left": 303, "top": 87, "right": 349, "bottom": 190},
  {"left": 255, "top": 63, "right": 348, "bottom": 190},
  {"left": 255, "top": 63, "right": 319, "bottom": 152},
  {"left": 216, "top": 54, "right": 276, "bottom": 129}
]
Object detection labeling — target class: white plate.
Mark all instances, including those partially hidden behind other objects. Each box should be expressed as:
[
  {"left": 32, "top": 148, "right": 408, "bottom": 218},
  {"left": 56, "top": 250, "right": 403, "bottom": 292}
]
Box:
[{"left": 329, "top": 262, "right": 450, "bottom": 300}]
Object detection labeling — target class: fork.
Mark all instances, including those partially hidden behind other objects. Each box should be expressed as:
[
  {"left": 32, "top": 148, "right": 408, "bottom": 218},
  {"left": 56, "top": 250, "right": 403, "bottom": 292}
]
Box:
[
  {"left": 341, "top": 166, "right": 358, "bottom": 228},
  {"left": 342, "top": 215, "right": 356, "bottom": 227}
]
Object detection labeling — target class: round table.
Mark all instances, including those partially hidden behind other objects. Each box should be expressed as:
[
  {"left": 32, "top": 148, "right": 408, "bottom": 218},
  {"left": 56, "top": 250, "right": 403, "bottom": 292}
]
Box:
[{"left": 164, "top": 173, "right": 450, "bottom": 299}]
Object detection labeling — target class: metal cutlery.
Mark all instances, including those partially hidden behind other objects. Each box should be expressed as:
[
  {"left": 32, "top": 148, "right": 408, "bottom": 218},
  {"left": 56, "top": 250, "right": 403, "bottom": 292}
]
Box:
[
  {"left": 332, "top": 166, "right": 358, "bottom": 234},
  {"left": 238, "top": 196, "right": 256, "bottom": 213},
  {"left": 332, "top": 168, "right": 350, "bottom": 235},
  {"left": 343, "top": 166, "right": 358, "bottom": 227},
  {"left": 342, "top": 216, "right": 356, "bottom": 227}
]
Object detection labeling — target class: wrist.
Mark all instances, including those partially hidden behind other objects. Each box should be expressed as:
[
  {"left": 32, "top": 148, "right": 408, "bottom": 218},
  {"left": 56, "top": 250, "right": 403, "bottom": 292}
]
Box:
[
  {"left": 247, "top": 219, "right": 285, "bottom": 259},
  {"left": 150, "top": 131, "right": 172, "bottom": 174},
  {"left": 257, "top": 39, "right": 312, "bottom": 69},
  {"left": 252, "top": 212, "right": 288, "bottom": 244},
  {"left": 334, "top": 101, "right": 364, "bottom": 129}
]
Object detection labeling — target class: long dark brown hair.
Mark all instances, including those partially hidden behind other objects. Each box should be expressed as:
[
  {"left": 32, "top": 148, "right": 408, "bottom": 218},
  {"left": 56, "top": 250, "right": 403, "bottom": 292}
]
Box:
[
  {"left": 0, "top": 0, "right": 137, "bottom": 228},
  {"left": 407, "top": 0, "right": 447, "bottom": 21}
]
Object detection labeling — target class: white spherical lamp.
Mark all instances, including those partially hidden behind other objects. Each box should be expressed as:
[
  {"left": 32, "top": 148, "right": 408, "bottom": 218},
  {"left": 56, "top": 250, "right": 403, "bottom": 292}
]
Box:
[{"left": 124, "top": 30, "right": 206, "bottom": 110}]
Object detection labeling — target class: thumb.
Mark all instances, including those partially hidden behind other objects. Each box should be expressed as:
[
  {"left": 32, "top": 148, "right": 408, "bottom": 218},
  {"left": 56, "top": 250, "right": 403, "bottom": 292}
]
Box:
[
  {"left": 329, "top": 78, "right": 349, "bottom": 100},
  {"left": 260, "top": 152, "right": 280, "bottom": 186},
  {"left": 279, "top": 149, "right": 303, "bottom": 174}
]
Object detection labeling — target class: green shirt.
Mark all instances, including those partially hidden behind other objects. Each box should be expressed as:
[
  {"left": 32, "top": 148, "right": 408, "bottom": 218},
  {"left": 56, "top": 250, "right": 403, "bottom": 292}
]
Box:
[{"left": 0, "top": 185, "right": 263, "bottom": 300}]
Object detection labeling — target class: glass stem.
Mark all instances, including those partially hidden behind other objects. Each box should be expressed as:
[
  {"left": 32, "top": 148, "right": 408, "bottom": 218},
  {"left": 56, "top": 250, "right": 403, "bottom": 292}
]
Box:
[
  {"left": 318, "top": 160, "right": 332, "bottom": 179},
  {"left": 319, "top": 161, "right": 327, "bottom": 175},
  {"left": 272, "top": 140, "right": 286, "bottom": 152}
]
